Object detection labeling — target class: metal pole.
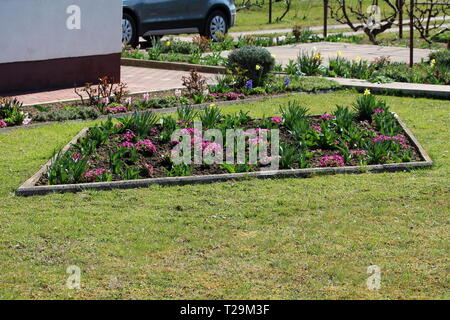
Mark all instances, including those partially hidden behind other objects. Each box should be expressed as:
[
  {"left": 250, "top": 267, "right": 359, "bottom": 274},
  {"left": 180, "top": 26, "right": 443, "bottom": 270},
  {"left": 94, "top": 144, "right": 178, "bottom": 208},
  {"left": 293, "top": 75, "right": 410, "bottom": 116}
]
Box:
[
  {"left": 324, "top": 0, "right": 329, "bottom": 38},
  {"left": 399, "top": 0, "right": 403, "bottom": 39},
  {"left": 269, "top": 0, "right": 273, "bottom": 24},
  {"left": 410, "top": 0, "right": 414, "bottom": 67}
]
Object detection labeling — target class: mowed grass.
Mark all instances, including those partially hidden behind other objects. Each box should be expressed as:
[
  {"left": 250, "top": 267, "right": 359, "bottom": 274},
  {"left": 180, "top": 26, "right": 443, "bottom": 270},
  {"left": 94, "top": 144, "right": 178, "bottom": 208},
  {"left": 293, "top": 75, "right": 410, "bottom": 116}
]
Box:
[
  {"left": 0, "top": 90, "right": 449, "bottom": 300},
  {"left": 231, "top": 0, "right": 397, "bottom": 32}
]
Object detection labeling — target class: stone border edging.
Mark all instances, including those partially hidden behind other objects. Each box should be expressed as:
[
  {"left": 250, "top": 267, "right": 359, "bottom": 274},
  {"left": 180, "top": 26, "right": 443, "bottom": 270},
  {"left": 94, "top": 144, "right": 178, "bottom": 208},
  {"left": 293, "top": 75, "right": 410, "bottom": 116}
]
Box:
[{"left": 15, "top": 114, "right": 433, "bottom": 197}]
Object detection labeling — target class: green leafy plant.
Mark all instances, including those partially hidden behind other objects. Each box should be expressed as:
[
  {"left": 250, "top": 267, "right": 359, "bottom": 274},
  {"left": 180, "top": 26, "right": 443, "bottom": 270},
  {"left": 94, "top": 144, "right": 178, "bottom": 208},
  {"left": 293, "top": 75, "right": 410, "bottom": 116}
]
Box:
[
  {"left": 280, "top": 101, "right": 310, "bottom": 130},
  {"left": 333, "top": 105, "right": 355, "bottom": 130},
  {"left": 118, "top": 111, "right": 158, "bottom": 137},
  {"left": 176, "top": 105, "right": 198, "bottom": 124},
  {"left": 353, "top": 93, "right": 389, "bottom": 121},
  {"left": 47, "top": 151, "right": 89, "bottom": 185},
  {"left": 221, "top": 163, "right": 256, "bottom": 174},
  {"left": 0, "top": 97, "right": 26, "bottom": 126},
  {"left": 296, "top": 51, "right": 323, "bottom": 76},
  {"left": 200, "top": 105, "right": 223, "bottom": 128},
  {"left": 164, "top": 164, "right": 193, "bottom": 177}
]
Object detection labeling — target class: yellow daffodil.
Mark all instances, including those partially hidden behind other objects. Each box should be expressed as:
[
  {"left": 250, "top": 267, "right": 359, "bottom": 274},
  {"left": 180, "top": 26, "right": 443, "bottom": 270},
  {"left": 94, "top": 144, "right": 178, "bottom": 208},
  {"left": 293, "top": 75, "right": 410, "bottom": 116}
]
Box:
[
  {"left": 314, "top": 53, "right": 321, "bottom": 60},
  {"left": 165, "top": 41, "right": 171, "bottom": 47},
  {"left": 430, "top": 59, "right": 436, "bottom": 67},
  {"left": 364, "top": 89, "right": 371, "bottom": 96},
  {"left": 337, "top": 51, "right": 343, "bottom": 57},
  {"left": 255, "top": 64, "right": 262, "bottom": 71},
  {"left": 210, "top": 104, "right": 216, "bottom": 108},
  {"left": 356, "top": 56, "right": 362, "bottom": 62}
]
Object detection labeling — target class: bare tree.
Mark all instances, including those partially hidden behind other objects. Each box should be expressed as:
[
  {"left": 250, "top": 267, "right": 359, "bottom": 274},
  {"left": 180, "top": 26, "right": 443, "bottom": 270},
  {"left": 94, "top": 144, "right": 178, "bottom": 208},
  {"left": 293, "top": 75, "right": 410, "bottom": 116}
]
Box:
[
  {"left": 328, "top": 0, "right": 399, "bottom": 44},
  {"left": 276, "top": 0, "right": 293, "bottom": 22},
  {"left": 236, "top": 0, "right": 265, "bottom": 11},
  {"left": 407, "top": 0, "right": 450, "bottom": 44}
]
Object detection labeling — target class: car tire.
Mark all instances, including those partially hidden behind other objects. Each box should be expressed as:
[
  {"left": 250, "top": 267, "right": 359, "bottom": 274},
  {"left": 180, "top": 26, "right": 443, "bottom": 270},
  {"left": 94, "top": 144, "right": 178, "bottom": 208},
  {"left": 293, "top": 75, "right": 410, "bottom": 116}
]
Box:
[
  {"left": 122, "top": 13, "right": 139, "bottom": 47},
  {"left": 203, "top": 11, "right": 228, "bottom": 42}
]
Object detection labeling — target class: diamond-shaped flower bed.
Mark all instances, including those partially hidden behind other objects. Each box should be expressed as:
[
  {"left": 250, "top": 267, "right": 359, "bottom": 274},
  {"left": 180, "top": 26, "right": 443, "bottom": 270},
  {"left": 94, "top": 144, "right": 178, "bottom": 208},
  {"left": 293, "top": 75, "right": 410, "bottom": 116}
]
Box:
[{"left": 16, "top": 94, "right": 432, "bottom": 196}]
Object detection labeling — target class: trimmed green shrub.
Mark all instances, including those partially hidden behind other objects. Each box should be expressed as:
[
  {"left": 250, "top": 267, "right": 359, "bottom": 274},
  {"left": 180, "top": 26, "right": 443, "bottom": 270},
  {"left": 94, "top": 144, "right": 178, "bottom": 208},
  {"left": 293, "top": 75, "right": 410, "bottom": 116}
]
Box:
[
  {"left": 227, "top": 46, "right": 275, "bottom": 86},
  {"left": 33, "top": 107, "right": 100, "bottom": 122}
]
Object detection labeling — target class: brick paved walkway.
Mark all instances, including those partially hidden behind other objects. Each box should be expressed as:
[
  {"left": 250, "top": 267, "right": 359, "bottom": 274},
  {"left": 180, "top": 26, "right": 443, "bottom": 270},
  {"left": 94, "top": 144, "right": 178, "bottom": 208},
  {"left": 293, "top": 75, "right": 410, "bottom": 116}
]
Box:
[{"left": 14, "top": 66, "right": 214, "bottom": 105}]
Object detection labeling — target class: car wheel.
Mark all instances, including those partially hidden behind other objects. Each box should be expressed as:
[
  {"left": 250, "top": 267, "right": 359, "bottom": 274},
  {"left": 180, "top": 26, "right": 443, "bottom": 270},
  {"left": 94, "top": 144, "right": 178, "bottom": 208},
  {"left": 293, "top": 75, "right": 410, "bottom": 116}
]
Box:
[
  {"left": 205, "top": 11, "right": 228, "bottom": 42},
  {"left": 122, "top": 13, "right": 138, "bottom": 47}
]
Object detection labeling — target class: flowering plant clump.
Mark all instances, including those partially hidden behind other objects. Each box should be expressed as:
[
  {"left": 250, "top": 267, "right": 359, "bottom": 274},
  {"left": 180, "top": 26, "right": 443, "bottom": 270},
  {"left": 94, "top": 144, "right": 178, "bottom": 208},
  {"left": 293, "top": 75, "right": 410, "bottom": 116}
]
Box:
[
  {"left": 135, "top": 139, "right": 157, "bottom": 153},
  {"left": 245, "top": 80, "right": 253, "bottom": 90},
  {"left": 319, "top": 155, "right": 345, "bottom": 167},
  {"left": 123, "top": 130, "right": 136, "bottom": 142},
  {"left": 105, "top": 106, "right": 127, "bottom": 114},
  {"left": 118, "top": 141, "right": 136, "bottom": 149},
  {"left": 83, "top": 169, "right": 111, "bottom": 182},
  {"left": 271, "top": 117, "right": 283, "bottom": 125},
  {"left": 350, "top": 150, "right": 367, "bottom": 157},
  {"left": 210, "top": 92, "right": 246, "bottom": 101},
  {"left": 0, "top": 120, "right": 7, "bottom": 128},
  {"left": 320, "top": 113, "right": 335, "bottom": 121},
  {"left": 372, "top": 135, "right": 406, "bottom": 145}
]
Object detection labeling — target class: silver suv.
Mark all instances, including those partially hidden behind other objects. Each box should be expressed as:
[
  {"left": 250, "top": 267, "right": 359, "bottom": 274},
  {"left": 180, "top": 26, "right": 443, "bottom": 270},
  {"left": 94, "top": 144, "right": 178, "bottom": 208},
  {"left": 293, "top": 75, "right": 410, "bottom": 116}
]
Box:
[{"left": 122, "top": 0, "right": 236, "bottom": 46}]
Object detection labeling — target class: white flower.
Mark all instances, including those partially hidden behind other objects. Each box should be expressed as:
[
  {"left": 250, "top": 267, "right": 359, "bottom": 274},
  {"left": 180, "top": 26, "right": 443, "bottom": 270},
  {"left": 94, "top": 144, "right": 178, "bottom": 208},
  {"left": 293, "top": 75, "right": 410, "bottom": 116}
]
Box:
[{"left": 175, "top": 89, "right": 182, "bottom": 97}]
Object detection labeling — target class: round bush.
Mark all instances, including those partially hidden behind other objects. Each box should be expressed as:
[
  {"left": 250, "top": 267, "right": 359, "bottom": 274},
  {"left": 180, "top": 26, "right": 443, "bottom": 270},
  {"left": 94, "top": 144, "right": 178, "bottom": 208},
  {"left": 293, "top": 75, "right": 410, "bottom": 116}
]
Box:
[{"left": 227, "top": 46, "right": 275, "bottom": 86}]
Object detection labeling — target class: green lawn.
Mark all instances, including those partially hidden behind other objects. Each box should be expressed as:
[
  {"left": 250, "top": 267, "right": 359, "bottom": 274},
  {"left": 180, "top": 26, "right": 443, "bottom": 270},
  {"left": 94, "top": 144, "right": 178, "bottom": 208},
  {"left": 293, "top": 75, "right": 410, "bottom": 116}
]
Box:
[
  {"left": 0, "top": 90, "right": 449, "bottom": 300},
  {"left": 231, "top": 0, "right": 399, "bottom": 32}
]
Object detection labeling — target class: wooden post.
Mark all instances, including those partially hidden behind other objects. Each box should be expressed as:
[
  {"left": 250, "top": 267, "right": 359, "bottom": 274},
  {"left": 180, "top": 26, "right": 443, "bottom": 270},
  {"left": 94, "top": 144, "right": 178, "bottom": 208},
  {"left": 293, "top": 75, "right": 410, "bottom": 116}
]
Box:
[
  {"left": 269, "top": 0, "right": 273, "bottom": 24},
  {"left": 398, "top": 0, "right": 403, "bottom": 39},
  {"left": 410, "top": 0, "right": 414, "bottom": 67},
  {"left": 324, "top": 0, "right": 329, "bottom": 38}
]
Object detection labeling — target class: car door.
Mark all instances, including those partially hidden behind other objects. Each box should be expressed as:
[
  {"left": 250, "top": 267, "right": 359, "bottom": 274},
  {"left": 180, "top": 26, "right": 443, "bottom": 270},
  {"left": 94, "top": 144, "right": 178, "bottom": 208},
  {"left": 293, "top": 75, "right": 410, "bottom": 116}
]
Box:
[
  {"left": 140, "top": 0, "right": 188, "bottom": 29},
  {"left": 185, "top": 0, "right": 208, "bottom": 22}
]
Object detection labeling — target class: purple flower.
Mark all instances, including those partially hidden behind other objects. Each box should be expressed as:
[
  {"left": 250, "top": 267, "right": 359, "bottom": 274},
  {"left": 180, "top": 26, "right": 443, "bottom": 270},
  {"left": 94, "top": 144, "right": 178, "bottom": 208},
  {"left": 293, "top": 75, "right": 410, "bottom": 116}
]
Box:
[
  {"left": 118, "top": 141, "right": 135, "bottom": 149},
  {"left": 72, "top": 153, "right": 82, "bottom": 161},
  {"left": 350, "top": 150, "right": 367, "bottom": 157},
  {"left": 284, "top": 77, "right": 291, "bottom": 86},
  {"left": 202, "top": 142, "right": 223, "bottom": 153},
  {"left": 245, "top": 80, "right": 253, "bottom": 90},
  {"left": 372, "top": 135, "right": 406, "bottom": 145},
  {"left": 312, "top": 125, "right": 322, "bottom": 132},
  {"left": 320, "top": 113, "right": 335, "bottom": 121},
  {"left": 319, "top": 155, "right": 345, "bottom": 167},
  {"left": 373, "top": 108, "right": 385, "bottom": 114},
  {"left": 0, "top": 120, "right": 7, "bottom": 128},
  {"left": 271, "top": 117, "right": 283, "bottom": 125},
  {"left": 105, "top": 106, "right": 127, "bottom": 114},
  {"left": 142, "top": 162, "right": 154, "bottom": 176},
  {"left": 135, "top": 139, "right": 157, "bottom": 153},
  {"left": 122, "top": 130, "right": 136, "bottom": 142},
  {"left": 83, "top": 168, "right": 110, "bottom": 182}
]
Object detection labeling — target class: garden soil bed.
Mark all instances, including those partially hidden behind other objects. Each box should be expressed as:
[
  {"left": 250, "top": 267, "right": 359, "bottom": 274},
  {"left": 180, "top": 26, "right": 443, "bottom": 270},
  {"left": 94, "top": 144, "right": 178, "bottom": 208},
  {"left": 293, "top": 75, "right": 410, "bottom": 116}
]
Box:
[{"left": 16, "top": 113, "right": 432, "bottom": 197}]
